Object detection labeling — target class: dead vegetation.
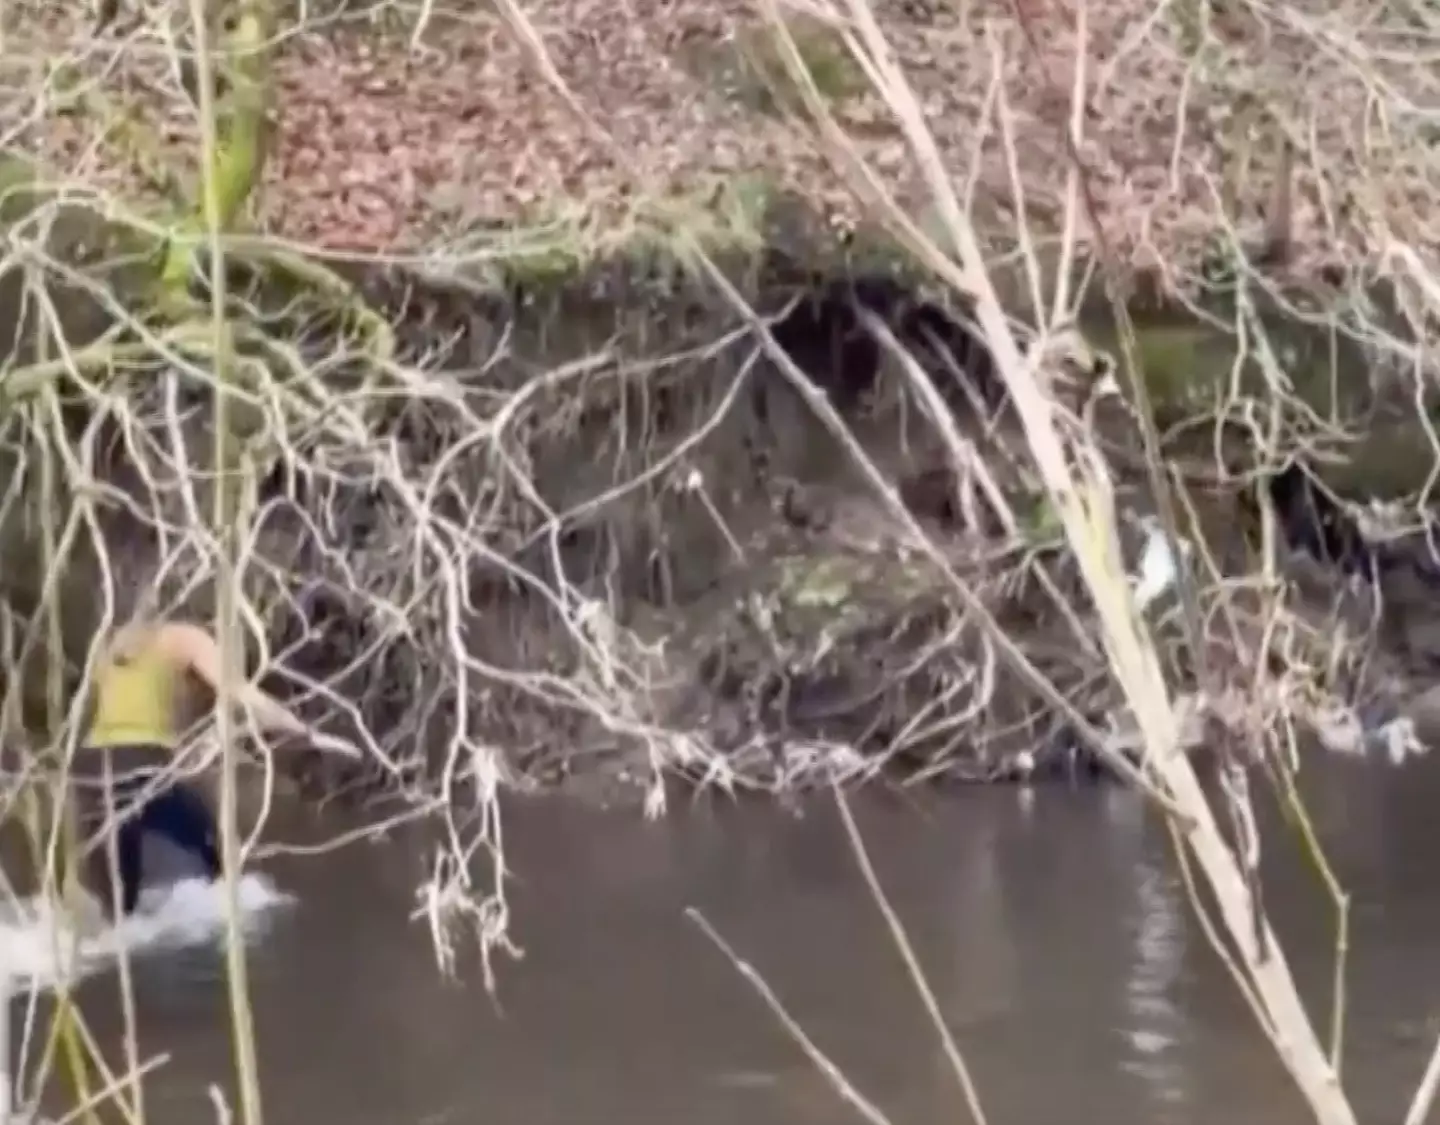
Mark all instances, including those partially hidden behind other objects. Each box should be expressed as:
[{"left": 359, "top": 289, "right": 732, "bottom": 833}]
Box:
[
  {"left": 4, "top": 0, "right": 1440, "bottom": 1120},
  {"left": 5, "top": 0, "right": 1436, "bottom": 287}
]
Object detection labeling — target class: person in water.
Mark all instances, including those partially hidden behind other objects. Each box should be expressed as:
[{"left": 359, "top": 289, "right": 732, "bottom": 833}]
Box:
[{"left": 70, "top": 618, "right": 360, "bottom": 918}]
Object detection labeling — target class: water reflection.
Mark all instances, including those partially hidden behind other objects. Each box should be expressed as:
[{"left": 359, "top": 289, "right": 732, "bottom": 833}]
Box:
[
  {"left": 6, "top": 764, "right": 1440, "bottom": 1125},
  {"left": 1121, "top": 854, "right": 1187, "bottom": 1111}
]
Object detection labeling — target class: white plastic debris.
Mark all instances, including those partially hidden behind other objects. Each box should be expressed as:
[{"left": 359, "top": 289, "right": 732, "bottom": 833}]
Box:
[
  {"left": 1373, "top": 716, "right": 1427, "bottom": 767},
  {"left": 1132, "top": 517, "right": 1186, "bottom": 612},
  {"left": 1009, "top": 748, "right": 1036, "bottom": 782}
]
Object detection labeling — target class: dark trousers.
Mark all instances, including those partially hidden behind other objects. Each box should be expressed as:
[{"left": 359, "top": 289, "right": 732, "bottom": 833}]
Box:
[{"left": 70, "top": 745, "right": 223, "bottom": 917}]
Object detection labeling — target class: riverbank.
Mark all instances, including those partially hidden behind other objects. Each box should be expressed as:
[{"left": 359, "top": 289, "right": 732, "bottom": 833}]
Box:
[{"left": 1, "top": 0, "right": 1438, "bottom": 807}]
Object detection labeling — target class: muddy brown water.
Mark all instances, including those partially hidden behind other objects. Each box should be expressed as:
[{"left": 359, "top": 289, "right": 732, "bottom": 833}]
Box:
[{"left": 10, "top": 754, "right": 1440, "bottom": 1125}]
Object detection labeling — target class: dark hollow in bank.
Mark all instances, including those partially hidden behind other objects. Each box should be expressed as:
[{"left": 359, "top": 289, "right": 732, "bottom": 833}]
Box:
[
  {"left": 764, "top": 271, "right": 1006, "bottom": 422},
  {"left": 1260, "top": 462, "right": 1440, "bottom": 586}
]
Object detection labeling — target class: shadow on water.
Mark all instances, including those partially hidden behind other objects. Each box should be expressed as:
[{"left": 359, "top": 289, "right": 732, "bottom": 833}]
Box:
[{"left": 11, "top": 757, "right": 1440, "bottom": 1125}]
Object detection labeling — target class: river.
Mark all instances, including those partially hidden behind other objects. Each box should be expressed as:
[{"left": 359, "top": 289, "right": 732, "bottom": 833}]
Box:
[{"left": 9, "top": 753, "right": 1440, "bottom": 1125}]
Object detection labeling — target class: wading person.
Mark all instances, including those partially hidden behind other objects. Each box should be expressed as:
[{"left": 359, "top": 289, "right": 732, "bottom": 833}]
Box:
[{"left": 70, "top": 618, "right": 360, "bottom": 919}]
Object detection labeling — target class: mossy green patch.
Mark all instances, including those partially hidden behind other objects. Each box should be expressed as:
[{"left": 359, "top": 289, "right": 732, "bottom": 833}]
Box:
[
  {"left": 780, "top": 555, "right": 856, "bottom": 609},
  {"left": 1074, "top": 292, "right": 1440, "bottom": 500},
  {"left": 436, "top": 173, "right": 782, "bottom": 295},
  {"left": 1080, "top": 303, "right": 1359, "bottom": 422},
  {"left": 707, "top": 16, "right": 867, "bottom": 120},
  {"left": 0, "top": 154, "right": 42, "bottom": 226}
]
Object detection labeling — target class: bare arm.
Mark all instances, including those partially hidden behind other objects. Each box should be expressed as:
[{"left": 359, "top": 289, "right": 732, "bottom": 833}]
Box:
[{"left": 152, "top": 621, "right": 309, "bottom": 739}]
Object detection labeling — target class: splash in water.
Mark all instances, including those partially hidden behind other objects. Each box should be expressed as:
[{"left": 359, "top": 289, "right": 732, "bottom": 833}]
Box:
[{"left": 0, "top": 874, "right": 296, "bottom": 992}]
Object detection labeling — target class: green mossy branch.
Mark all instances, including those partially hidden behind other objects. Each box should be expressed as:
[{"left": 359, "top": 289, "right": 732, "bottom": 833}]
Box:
[{"left": 158, "top": 1, "right": 277, "bottom": 306}]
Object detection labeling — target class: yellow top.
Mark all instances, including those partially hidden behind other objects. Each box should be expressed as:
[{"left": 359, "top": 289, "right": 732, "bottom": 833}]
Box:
[{"left": 85, "top": 639, "right": 182, "bottom": 750}]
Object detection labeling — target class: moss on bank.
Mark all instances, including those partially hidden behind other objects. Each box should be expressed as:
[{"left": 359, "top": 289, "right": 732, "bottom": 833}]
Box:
[{"left": 709, "top": 15, "right": 869, "bottom": 120}]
